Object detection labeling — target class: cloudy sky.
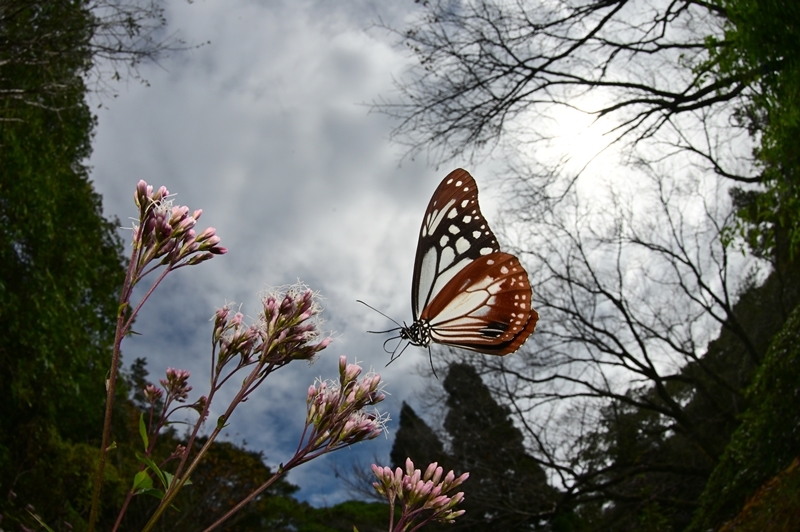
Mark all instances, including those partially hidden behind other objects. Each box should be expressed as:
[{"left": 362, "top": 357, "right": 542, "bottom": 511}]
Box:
[
  {"left": 84, "top": 0, "right": 750, "bottom": 511},
  {"left": 86, "top": 0, "right": 518, "bottom": 506}
]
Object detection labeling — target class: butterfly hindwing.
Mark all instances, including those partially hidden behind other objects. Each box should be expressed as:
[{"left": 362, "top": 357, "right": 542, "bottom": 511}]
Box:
[
  {"left": 420, "top": 252, "right": 539, "bottom": 355},
  {"left": 411, "top": 169, "right": 501, "bottom": 320}
]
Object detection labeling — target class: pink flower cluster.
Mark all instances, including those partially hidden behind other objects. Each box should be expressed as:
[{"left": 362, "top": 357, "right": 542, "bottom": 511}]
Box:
[
  {"left": 143, "top": 384, "right": 163, "bottom": 405},
  {"left": 159, "top": 367, "right": 193, "bottom": 403},
  {"left": 93, "top": 180, "right": 394, "bottom": 532},
  {"left": 210, "top": 285, "right": 333, "bottom": 377},
  {"left": 304, "top": 356, "right": 386, "bottom": 450},
  {"left": 212, "top": 306, "right": 261, "bottom": 371},
  {"left": 372, "top": 458, "right": 469, "bottom": 530},
  {"left": 132, "top": 181, "right": 226, "bottom": 271},
  {"left": 260, "top": 286, "right": 332, "bottom": 364}
]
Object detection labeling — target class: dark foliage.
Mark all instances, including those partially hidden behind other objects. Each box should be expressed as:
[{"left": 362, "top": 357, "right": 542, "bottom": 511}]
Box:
[
  {"left": 390, "top": 401, "right": 447, "bottom": 469},
  {"left": 712, "top": 0, "right": 800, "bottom": 256},
  {"left": 563, "top": 257, "right": 800, "bottom": 531},
  {"left": 715, "top": 459, "right": 800, "bottom": 532},
  {"left": 688, "top": 303, "right": 800, "bottom": 531},
  {"left": 391, "top": 364, "right": 556, "bottom": 531},
  {"left": 0, "top": 2, "right": 127, "bottom": 529}
]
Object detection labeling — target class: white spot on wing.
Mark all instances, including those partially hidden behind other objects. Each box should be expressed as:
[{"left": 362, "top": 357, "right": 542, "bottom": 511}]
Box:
[
  {"left": 440, "top": 246, "right": 456, "bottom": 269},
  {"left": 426, "top": 198, "right": 456, "bottom": 235},
  {"left": 455, "top": 237, "right": 470, "bottom": 254},
  {"left": 488, "top": 281, "right": 504, "bottom": 295}
]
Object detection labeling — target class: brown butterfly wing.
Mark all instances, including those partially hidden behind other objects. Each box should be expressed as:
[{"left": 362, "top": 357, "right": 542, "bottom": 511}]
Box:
[{"left": 419, "top": 252, "right": 539, "bottom": 355}]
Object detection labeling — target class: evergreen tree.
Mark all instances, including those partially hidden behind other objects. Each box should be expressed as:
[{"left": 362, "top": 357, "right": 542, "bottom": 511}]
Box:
[
  {"left": 0, "top": 2, "right": 127, "bottom": 528},
  {"left": 390, "top": 402, "right": 447, "bottom": 470},
  {"left": 388, "top": 364, "right": 558, "bottom": 530},
  {"left": 442, "top": 363, "right": 555, "bottom": 530}
]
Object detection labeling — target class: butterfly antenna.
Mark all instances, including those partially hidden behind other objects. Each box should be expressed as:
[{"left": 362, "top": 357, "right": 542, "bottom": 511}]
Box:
[
  {"left": 428, "top": 345, "right": 438, "bottom": 379},
  {"left": 356, "top": 299, "right": 404, "bottom": 328}
]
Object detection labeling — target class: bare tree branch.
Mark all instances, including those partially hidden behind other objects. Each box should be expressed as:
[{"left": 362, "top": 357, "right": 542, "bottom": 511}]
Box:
[{"left": 374, "top": 0, "right": 761, "bottom": 179}]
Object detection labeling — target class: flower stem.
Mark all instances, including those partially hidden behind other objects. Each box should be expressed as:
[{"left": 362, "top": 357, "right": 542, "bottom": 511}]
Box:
[
  {"left": 88, "top": 247, "right": 139, "bottom": 532},
  {"left": 141, "top": 360, "right": 263, "bottom": 532}
]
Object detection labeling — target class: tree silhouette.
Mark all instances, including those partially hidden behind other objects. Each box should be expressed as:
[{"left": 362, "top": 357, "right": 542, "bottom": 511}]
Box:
[
  {"left": 443, "top": 363, "right": 556, "bottom": 531},
  {"left": 390, "top": 364, "right": 557, "bottom": 530},
  {"left": 391, "top": 402, "right": 447, "bottom": 470}
]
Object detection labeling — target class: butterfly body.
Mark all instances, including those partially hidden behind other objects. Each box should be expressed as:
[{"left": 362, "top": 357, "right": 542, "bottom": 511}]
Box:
[{"left": 399, "top": 169, "right": 538, "bottom": 357}]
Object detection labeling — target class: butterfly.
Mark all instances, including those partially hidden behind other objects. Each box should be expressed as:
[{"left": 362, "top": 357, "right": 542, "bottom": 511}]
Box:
[{"left": 364, "top": 169, "right": 538, "bottom": 362}]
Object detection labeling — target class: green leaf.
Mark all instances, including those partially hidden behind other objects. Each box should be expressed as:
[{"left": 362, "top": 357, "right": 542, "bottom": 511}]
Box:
[
  {"left": 133, "top": 470, "right": 153, "bottom": 491},
  {"left": 136, "top": 452, "right": 167, "bottom": 488},
  {"left": 139, "top": 412, "right": 149, "bottom": 451}
]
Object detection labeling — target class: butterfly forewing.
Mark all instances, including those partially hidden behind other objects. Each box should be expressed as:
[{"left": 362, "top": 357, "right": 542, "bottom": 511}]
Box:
[
  {"left": 420, "top": 252, "right": 539, "bottom": 355},
  {"left": 412, "top": 169, "right": 501, "bottom": 320}
]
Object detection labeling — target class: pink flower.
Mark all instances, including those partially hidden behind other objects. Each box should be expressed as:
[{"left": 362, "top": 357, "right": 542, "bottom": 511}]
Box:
[
  {"left": 160, "top": 367, "right": 192, "bottom": 403},
  {"left": 131, "top": 181, "right": 226, "bottom": 272},
  {"left": 143, "top": 384, "right": 164, "bottom": 404},
  {"left": 304, "top": 360, "right": 387, "bottom": 449},
  {"left": 257, "top": 284, "right": 333, "bottom": 364},
  {"left": 372, "top": 458, "right": 469, "bottom": 530}
]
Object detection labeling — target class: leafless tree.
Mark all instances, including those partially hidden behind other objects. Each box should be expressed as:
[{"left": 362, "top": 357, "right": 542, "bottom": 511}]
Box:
[
  {"left": 375, "top": 0, "right": 761, "bottom": 185},
  {"left": 86, "top": 0, "right": 205, "bottom": 91}
]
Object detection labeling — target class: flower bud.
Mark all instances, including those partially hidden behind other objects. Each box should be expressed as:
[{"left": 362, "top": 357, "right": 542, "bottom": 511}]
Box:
[{"left": 371, "top": 458, "right": 468, "bottom": 528}]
